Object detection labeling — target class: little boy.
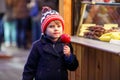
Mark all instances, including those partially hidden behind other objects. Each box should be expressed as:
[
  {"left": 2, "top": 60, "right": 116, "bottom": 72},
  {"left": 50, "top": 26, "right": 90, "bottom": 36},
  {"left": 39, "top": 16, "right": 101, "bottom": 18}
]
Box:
[{"left": 22, "top": 6, "right": 78, "bottom": 80}]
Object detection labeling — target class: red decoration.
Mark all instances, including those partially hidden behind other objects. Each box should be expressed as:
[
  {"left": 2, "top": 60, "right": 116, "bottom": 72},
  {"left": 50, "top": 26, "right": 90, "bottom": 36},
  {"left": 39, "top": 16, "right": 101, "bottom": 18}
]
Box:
[
  {"left": 104, "top": 0, "right": 110, "bottom": 2},
  {"left": 61, "top": 34, "right": 71, "bottom": 44}
]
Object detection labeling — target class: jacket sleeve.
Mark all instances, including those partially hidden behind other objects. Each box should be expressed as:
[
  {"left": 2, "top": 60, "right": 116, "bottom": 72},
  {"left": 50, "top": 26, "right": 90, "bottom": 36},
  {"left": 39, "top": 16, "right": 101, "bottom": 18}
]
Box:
[
  {"left": 22, "top": 43, "right": 40, "bottom": 80},
  {"left": 64, "top": 43, "right": 79, "bottom": 71}
]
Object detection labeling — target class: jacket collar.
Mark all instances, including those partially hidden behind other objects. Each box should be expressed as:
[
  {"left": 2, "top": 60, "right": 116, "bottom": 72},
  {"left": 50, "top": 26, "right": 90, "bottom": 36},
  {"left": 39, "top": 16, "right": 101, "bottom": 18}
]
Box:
[
  {"left": 40, "top": 35, "right": 61, "bottom": 44},
  {"left": 40, "top": 35, "right": 63, "bottom": 57}
]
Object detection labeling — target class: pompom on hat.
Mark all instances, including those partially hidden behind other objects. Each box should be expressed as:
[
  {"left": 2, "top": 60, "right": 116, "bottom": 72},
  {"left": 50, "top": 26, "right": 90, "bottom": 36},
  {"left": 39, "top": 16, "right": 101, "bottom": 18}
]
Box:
[{"left": 41, "top": 6, "right": 64, "bottom": 34}]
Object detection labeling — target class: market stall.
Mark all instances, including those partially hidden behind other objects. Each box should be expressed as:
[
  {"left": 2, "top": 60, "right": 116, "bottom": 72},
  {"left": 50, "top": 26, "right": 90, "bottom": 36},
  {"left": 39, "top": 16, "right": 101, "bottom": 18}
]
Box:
[{"left": 68, "top": 2, "right": 120, "bottom": 80}]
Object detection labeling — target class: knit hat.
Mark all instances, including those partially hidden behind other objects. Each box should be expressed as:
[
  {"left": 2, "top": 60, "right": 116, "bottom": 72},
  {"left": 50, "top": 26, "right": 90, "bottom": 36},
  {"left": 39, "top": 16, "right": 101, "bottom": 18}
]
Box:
[{"left": 41, "top": 6, "right": 64, "bottom": 33}]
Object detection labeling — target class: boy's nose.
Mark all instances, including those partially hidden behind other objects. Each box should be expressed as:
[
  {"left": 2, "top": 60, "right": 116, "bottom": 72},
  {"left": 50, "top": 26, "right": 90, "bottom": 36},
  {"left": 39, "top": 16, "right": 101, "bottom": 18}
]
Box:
[{"left": 54, "top": 26, "right": 59, "bottom": 30}]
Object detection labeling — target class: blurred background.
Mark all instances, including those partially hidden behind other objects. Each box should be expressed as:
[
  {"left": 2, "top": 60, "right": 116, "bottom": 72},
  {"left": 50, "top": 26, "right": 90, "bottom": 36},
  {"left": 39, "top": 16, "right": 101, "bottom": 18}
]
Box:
[{"left": 0, "top": 0, "right": 59, "bottom": 80}]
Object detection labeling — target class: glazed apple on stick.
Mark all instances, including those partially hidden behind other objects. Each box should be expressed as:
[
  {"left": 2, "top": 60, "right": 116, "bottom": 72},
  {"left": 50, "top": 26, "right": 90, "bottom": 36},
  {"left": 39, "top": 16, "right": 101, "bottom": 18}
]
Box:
[
  {"left": 61, "top": 34, "right": 71, "bottom": 44},
  {"left": 61, "top": 34, "right": 71, "bottom": 57}
]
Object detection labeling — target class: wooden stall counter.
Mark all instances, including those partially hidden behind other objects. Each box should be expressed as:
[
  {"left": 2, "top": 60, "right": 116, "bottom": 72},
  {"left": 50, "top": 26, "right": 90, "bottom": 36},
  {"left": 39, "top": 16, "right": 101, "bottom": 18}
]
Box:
[
  {"left": 69, "top": 36, "right": 120, "bottom": 80},
  {"left": 71, "top": 36, "right": 120, "bottom": 55}
]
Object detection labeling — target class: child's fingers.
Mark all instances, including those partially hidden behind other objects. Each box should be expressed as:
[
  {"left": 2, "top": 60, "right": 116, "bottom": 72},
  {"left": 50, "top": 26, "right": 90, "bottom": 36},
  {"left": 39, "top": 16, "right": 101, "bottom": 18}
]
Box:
[{"left": 63, "top": 45, "right": 70, "bottom": 56}]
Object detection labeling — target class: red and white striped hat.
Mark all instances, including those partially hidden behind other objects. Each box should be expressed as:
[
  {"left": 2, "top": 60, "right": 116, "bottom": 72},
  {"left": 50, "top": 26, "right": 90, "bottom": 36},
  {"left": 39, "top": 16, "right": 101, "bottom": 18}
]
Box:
[{"left": 41, "top": 6, "right": 64, "bottom": 33}]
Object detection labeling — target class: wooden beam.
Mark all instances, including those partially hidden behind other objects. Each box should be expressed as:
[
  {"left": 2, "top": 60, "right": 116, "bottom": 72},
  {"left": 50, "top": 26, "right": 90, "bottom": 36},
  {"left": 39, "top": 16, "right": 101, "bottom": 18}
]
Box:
[{"left": 59, "top": 0, "right": 72, "bottom": 35}]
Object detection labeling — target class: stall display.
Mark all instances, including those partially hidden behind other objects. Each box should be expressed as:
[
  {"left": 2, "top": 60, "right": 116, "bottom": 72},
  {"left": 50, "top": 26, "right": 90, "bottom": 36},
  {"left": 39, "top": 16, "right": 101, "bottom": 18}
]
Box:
[{"left": 77, "top": 2, "right": 120, "bottom": 44}]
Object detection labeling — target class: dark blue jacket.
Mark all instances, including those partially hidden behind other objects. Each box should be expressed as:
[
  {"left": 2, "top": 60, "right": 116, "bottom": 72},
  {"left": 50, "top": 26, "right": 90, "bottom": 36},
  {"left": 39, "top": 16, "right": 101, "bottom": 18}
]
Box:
[{"left": 22, "top": 36, "right": 78, "bottom": 80}]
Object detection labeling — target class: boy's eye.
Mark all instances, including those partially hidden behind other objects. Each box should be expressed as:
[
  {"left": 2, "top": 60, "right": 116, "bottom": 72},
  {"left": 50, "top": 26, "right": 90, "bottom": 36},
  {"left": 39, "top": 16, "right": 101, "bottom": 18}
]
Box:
[
  {"left": 49, "top": 25, "right": 54, "bottom": 28},
  {"left": 49, "top": 25, "right": 61, "bottom": 28},
  {"left": 57, "top": 25, "right": 61, "bottom": 28}
]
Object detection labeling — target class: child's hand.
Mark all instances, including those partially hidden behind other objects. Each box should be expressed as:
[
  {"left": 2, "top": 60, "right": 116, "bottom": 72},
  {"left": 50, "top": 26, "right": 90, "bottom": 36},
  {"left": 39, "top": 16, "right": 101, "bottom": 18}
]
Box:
[{"left": 63, "top": 45, "right": 71, "bottom": 57}]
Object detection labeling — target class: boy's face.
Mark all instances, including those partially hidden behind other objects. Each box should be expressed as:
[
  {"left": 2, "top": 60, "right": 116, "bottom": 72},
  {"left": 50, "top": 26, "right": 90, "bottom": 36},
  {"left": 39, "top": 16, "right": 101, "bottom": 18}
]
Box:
[{"left": 45, "top": 20, "right": 63, "bottom": 41}]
